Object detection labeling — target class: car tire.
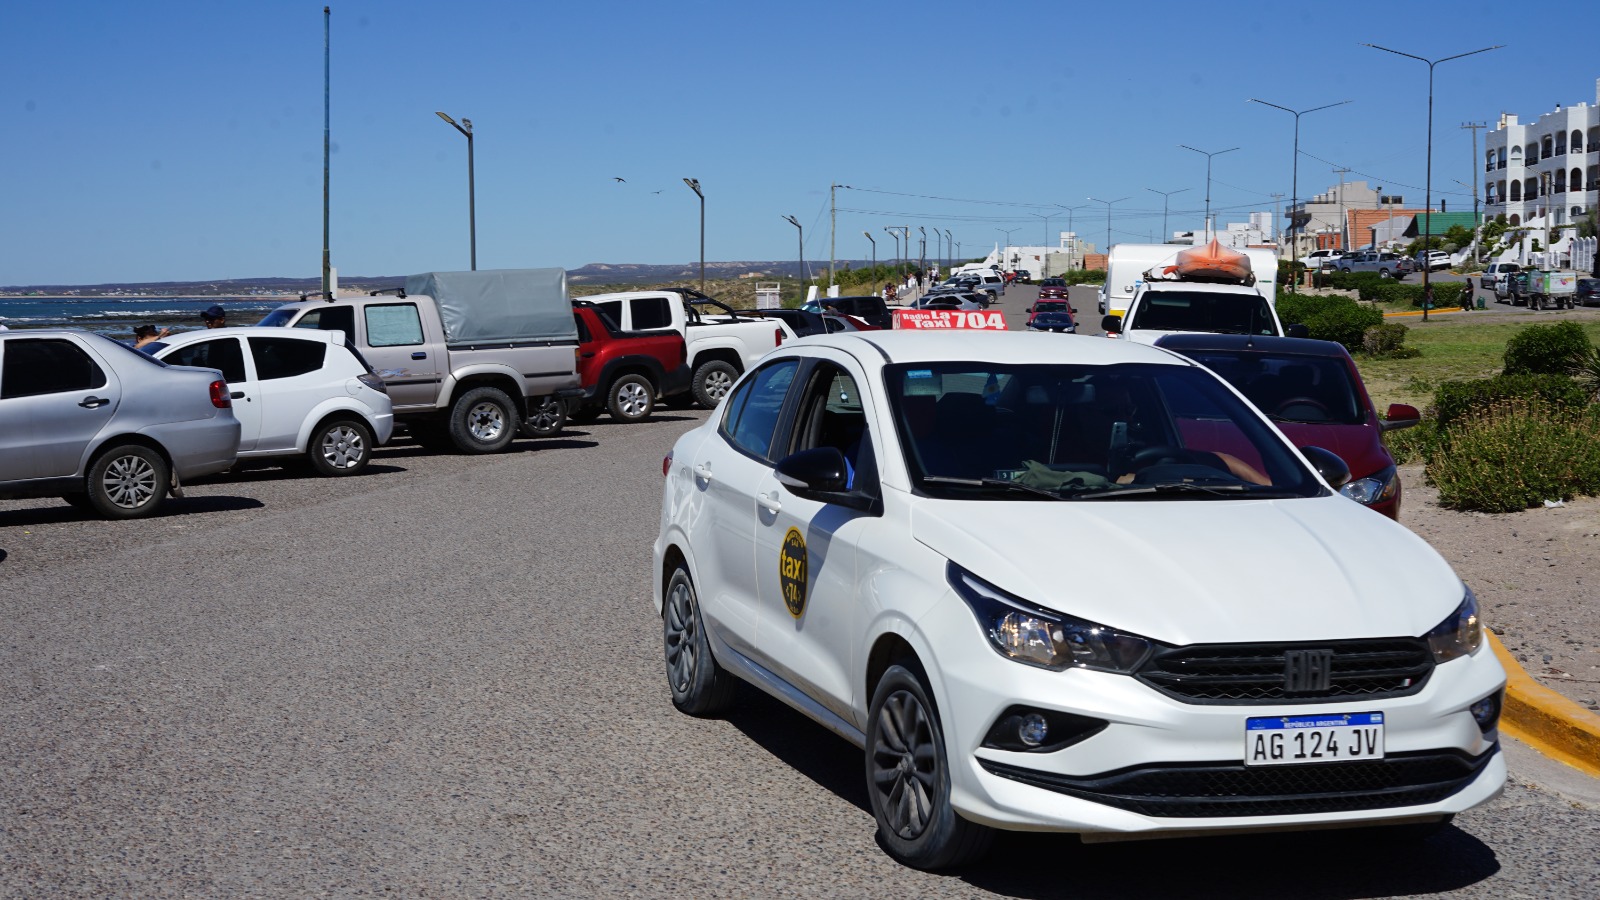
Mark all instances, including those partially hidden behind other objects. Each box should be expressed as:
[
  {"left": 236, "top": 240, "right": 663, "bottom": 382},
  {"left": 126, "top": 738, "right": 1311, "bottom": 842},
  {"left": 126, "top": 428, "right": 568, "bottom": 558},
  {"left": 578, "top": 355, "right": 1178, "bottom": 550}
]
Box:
[
  {"left": 691, "top": 361, "right": 739, "bottom": 409},
  {"left": 449, "top": 386, "right": 519, "bottom": 454},
  {"left": 566, "top": 404, "right": 603, "bottom": 424},
  {"left": 86, "top": 443, "right": 169, "bottom": 519},
  {"left": 607, "top": 374, "right": 656, "bottom": 422},
  {"left": 520, "top": 396, "right": 566, "bottom": 438},
  {"left": 308, "top": 418, "right": 372, "bottom": 476},
  {"left": 1340, "top": 267, "right": 1352, "bottom": 274},
  {"left": 1379, "top": 268, "right": 1391, "bottom": 279},
  {"left": 663, "top": 567, "right": 737, "bottom": 716},
  {"left": 866, "top": 663, "right": 993, "bottom": 871}
]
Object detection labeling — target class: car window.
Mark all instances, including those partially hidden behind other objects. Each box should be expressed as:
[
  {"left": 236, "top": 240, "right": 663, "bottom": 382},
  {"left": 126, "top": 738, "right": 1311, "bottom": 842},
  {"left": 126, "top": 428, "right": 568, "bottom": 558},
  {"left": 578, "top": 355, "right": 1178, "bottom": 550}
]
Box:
[
  {"left": 630, "top": 296, "right": 672, "bottom": 330},
  {"left": 1128, "top": 291, "right": 1275, "bottom": 336},
  {"left": 0, "top": 338, "right": 107, "bottom": 398},
  {"left": 885, "top": 361, "right": 1321, "bottom": 500},
  {"left": 295, "top": 306, "right": 356, "bottom": 337},
  {"left": 365, "top": 303, "right": 424, "bottom": 347},
  {"left": 164, "top": 337, "right": 248, "bottom": 383},
  {"left": 593, "top": 300, "right": 624, "bottom": 330},
  {"left": 720, "top": 359, "right": 799, "bottom": 460},
  {"left": 258, "top": 308, "right": 298, "bottom": 327},
  {"left": 249, "top": 336, "right": 327, "bottom": 380},
  {"left": 573, "top": 313, "right": 593, "bottom": 343},
  {"left": 789, "top": 362, "right": 875, "bottom": 490}
]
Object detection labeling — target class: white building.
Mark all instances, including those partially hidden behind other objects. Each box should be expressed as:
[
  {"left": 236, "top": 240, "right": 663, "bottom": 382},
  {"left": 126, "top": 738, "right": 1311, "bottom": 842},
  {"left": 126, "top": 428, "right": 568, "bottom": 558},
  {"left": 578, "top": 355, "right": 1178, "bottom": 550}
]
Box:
[
  {"left": 1170, "top": 213, "right": 1276, "bottom": 249},
  {"left": 999, "top": 231, "right": 1095, "bottom": 275},
  {"left": 1483, "top": 78, "right": 1600, "bottom": 229}
]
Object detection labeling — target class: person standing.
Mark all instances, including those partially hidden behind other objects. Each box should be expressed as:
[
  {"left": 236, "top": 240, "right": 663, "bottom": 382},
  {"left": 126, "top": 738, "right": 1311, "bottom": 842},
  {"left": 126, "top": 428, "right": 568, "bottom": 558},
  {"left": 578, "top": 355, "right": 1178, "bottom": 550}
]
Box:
[
  {"left": 201, "top": 304, "right": 227, "bottom": 328},
  {"left": 132, "top": 324, "right": 170, "bottom": 352}
]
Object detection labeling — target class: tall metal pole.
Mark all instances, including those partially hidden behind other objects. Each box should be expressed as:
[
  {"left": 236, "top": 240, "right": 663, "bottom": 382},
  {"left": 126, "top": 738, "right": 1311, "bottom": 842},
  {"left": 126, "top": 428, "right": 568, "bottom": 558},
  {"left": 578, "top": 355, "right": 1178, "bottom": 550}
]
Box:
[
  {"left": 902, "top": 225, "right": 911, "bottom": 278},
  {"left": 1364, "top": 44, "right": 1501, "bottom": 321},
  {"left": 1087, "top": 197, "right": 1128, "bottom": 257},
  {"left": 1179, "top": 145, "right": 1240, "bottom": 241},
  {"left": 1334, "top": 167, "right": 1351, "bottom": 250},
  {"left": 321, "top": 6, "right": 331, "bottom": 295},
  {"left": 1248, "top": 98, "right": 1350, "bottom": 290},
  {"left": 943, "top": 229, "right": 952, "bottom": 272},
  {"left": 436, "top": 111, "right": 476, "bottom": 270},
  {"left": 884, "top": 228, "right": 900, "bottom": 279},
  {"left": 1145, "top": 188, "right": 1190, "bottom": 245},
  {"left": 918, "top": 226, "right": 927, "bottom": 275},
  {"left": 863, "top": 231, "right": 875, "bottom": 281},
  {"left": 829, "top": 183, "right": 837, "bottom": 288},
  {"left": 1056, "top": 205, "right": 1087, "bottom": 267},
  {"left": 683, "top": 178, "right": 705, "bottom": 290},
  {"left": 783, "top": 215, "right": 802, "bottom": 299},
  {"left": 1461, "top": 122, "right": 1485, "bottom": 244}
]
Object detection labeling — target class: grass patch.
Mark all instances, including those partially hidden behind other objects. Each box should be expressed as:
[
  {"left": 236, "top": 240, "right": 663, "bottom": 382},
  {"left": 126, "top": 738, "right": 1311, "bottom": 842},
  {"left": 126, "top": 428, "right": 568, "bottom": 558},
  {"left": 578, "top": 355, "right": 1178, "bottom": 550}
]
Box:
[{"left": 1358, "top": 318, "right": 1600, "bottom": 410}]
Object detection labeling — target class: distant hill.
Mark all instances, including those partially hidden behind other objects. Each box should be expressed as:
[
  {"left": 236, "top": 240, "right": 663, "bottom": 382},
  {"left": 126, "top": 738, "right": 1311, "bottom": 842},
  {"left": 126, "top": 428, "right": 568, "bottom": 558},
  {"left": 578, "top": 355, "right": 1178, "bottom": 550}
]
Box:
[{"left": 2, "top": 261, "right": 880, "bottom": 295}]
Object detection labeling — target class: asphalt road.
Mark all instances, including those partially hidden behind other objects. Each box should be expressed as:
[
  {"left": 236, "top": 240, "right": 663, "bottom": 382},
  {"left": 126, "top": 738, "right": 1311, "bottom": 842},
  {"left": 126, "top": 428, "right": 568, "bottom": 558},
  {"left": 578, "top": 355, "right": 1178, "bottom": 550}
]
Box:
[{"left": 4, "top": 332, "right": 1600, "bottom": 897}]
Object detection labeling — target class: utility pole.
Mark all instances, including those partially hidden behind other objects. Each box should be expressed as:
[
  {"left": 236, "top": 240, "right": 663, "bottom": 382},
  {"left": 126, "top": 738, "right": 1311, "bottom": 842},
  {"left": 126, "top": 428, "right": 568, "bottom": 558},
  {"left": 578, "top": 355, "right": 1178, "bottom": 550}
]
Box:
[
  {"left": 1461, "top": 122, "right": 1485, "bottom": 233},
  {"left": 1333, "top": 167, "right": 1351, "bottom": 250},
  {"left": 321, "top": 6, "right": 332, "bottom": 296},
  {"left": 829, "top": 183, "right": 848, "bottom": 288},
  {"left": 1270, "top": 193, "right": 1285, "bottom": 245}
]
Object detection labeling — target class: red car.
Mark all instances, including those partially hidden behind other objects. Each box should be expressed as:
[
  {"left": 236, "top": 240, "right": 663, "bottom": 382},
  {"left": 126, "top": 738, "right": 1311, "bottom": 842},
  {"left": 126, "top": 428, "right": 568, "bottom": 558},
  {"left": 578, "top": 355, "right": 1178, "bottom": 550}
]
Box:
[
  {"left": 1037, "top": 286, "right": 1070, "bottom": 300},
  {"left": 570, "top": 303, "right": 691, "bottom": 423},
  {"left": 1025, "top": 298, "right": 1076, "bottom": 328},
  {"left": 1154, "top": 333, "right": 1421, "bottom": 519}
]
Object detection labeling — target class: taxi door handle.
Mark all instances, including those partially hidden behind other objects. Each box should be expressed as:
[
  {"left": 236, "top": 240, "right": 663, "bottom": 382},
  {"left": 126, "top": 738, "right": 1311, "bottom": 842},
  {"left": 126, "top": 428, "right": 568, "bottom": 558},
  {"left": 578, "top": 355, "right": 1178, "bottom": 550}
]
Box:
[
  {"left": 693, "top": 463, "right": 714, "bottom": 482},
  {"left": 757, "top": 491, "right": 783, "bottom": 513},
  {"left": 78, "top": 396, "right": 110, "bottom": 409}
]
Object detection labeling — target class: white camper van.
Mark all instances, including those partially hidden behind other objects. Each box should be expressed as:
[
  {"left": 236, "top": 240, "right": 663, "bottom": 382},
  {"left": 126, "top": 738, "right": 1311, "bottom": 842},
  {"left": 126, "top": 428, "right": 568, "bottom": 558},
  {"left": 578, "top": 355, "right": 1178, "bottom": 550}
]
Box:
[{"left": 1098, "top": 244, "right": 1279, "bottom": 316}]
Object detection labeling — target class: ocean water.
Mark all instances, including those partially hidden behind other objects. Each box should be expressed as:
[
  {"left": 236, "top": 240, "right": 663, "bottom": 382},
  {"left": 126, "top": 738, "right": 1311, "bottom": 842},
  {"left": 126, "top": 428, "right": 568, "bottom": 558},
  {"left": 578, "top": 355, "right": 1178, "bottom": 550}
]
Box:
[{"left": 0, "top": 296, "right": 289, "bottom": 339}]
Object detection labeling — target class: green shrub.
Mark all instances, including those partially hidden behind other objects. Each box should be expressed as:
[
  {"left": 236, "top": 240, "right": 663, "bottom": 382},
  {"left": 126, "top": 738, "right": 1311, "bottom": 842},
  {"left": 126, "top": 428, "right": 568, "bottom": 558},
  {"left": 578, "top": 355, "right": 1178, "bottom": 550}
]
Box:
[
  {"left": 1571, "top": 345, "right": 1600, "bottom": 402},
  {"left": 1433, "top": 373, "right": 1590, "bottom": 429},
  {"left": 1058, "top": 268, "right": 1106, "bottom": 285},
  {"left": 1274, "top": 293, "right": 1383, "bottom": 351},
  {"left": 1427, "top": 400, "right": 1600, "bottom": 512},
  {"left": 1384, "top": 416, "right": 1440, "bottom": 465},
  {"left": 1363, "top": 323, "right": 1420, "bottom": 358},
  {"left": 1312, "top": 270, "right": 1387, "bottom": 293},
  {"left": 1503, "top": 321, "right": 1594, "bottom": 376}
]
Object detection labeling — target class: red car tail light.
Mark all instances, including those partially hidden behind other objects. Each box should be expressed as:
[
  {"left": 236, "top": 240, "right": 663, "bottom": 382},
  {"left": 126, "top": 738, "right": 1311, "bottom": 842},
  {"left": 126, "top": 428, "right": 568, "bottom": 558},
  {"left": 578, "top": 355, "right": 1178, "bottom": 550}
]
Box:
[
  {"left": 663, "top": 449, "right": 674, "bottom": 477},
  {"left": 209, "top": 380, "right": 232, "bottom": 408},
  {"left": 775, "top": 328, "right": 785, "bottom": 346}
]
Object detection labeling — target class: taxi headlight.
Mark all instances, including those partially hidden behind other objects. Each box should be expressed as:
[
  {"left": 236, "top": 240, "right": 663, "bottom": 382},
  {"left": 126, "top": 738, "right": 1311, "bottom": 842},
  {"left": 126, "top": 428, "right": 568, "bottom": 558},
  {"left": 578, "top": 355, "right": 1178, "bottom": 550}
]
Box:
[
  {"left": 1423, "top": 588, "right": 1482, "bottom": 663},
  {"left": 1339, "top": 465, "right": 1398, "bottom": 505},
  {"left": 948, "top": 563, "right": 1152, "bottom": 673}
]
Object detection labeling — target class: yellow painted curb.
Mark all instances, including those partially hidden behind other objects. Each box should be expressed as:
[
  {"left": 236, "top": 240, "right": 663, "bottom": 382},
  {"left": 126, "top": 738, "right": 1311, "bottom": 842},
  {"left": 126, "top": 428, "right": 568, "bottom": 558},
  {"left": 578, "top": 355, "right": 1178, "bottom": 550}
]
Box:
[
  {"left": 1381, "top": 309, "right": 1470, "bottom": 318},
  {"left": 1488, "top": 632, "right": 1600, "bottom": 778}
]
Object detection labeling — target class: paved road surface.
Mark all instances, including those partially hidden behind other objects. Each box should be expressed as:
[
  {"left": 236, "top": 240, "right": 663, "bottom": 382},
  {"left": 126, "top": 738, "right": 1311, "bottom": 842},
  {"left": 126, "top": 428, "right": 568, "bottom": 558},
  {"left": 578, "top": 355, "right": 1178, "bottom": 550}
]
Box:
[{"left": 3, "top": 334, "right": 1599, "bottom": 897}]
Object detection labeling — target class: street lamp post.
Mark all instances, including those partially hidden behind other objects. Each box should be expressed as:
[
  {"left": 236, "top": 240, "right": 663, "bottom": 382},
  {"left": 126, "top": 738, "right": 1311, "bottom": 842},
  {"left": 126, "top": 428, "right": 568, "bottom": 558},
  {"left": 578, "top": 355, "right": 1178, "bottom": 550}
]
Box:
[
  {"left": 918, "top": 226, "right": 927, "bottom": 275},
  {"left": 863, "top": 231, "right": 876, "bottom": 281},
  {"left": 943, "top": 229, "right": 952, "bottom": 273},
  {"left": 1086, "top": 197, "right": 1129, "bottom": 258},
  {"left": 678, "top": 180, "right": 704, "bottom": 293},
  {"left": 1178, "top": 144, "right": 1241, "bottom": 241},
  {"left": 783, "top": 215, "right": 803, "bottom": 300},
  {"left": 435, "top": 111, "right": 476, "bottom": 270},
  {"left": 996, "top": 228, "right": 1020, "bottom": 270},
  {"left": 1248, "top": 98, "right": 1351, "bottom": 291},
  {"left": 1363, "top": 42, "right": 1502, "bottom": 321},
  {"left": 884, "top": 227, "right": 901, "bottom": 279},
  {"left": 1144, "top": 188, "right": 1190, "bottom": 245},
  {"left": 1030, "top": 212, "right": 1055, "bottom": 277}
]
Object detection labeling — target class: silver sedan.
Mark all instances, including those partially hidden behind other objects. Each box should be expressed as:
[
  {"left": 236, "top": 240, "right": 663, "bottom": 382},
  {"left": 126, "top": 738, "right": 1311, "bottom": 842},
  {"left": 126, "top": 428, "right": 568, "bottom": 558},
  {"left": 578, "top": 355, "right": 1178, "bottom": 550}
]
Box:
[{"left": 0, "top": 330, "right": 241, "bottom": 518}]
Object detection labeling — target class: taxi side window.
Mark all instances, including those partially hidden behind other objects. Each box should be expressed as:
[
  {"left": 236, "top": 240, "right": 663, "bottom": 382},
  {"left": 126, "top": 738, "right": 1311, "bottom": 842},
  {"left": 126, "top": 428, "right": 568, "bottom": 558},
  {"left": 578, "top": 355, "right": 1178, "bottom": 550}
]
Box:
[
  {"left": 166, "top": 338, "right": 248, "bottom": 384},
  {"left": 720, "top": 359, "right": 798, "bottom": 460},
  {"left": 790, "top": 363, "right": 874, "bottom": 490}
]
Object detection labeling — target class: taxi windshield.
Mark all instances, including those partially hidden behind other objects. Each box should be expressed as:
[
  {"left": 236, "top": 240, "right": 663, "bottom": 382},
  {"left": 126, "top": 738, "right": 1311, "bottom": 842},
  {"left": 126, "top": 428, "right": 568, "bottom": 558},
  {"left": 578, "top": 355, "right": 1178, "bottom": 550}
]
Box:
[{"left": 884, "top": 362, "right": 1323, "bottom": 501}]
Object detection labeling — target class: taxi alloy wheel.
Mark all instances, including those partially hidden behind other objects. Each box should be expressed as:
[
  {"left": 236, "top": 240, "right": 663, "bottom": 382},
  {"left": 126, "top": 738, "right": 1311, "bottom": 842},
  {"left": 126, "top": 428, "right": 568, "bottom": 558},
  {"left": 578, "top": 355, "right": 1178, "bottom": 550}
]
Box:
[
  {"left": 867, "top": 664, "right": 991, "bottom": 870},
  {"left": 663, "top": 567, "right": 736, "bottom": 716}
]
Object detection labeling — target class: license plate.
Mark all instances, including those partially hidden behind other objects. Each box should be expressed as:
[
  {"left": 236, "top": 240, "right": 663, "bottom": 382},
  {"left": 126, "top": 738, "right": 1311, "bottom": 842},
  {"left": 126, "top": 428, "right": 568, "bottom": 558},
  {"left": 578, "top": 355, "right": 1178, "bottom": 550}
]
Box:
[{"left": 1244, "top": 712, "right": 1384, "bottom": 766}]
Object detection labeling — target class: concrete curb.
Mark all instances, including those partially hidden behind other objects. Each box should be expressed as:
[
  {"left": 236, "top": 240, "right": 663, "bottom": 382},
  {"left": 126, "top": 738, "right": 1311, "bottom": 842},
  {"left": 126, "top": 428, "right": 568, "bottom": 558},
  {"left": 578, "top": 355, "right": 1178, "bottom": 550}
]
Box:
[{"left": 1488, "top": 632, "right": 1600, "bottom": 778}]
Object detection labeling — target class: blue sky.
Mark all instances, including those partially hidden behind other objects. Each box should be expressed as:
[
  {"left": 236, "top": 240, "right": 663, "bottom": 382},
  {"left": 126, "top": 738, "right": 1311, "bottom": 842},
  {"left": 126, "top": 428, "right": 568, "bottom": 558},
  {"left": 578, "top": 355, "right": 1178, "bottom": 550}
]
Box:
[{"left": 2, "top": 0, "right": 1592, "bottom": 285}]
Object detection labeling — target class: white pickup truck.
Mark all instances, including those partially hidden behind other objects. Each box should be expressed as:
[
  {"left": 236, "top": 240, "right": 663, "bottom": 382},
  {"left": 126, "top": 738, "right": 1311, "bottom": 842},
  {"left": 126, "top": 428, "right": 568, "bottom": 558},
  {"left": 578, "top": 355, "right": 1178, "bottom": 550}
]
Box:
[{"left": 581, "top": 288, "right": 795, "bottom": 407}]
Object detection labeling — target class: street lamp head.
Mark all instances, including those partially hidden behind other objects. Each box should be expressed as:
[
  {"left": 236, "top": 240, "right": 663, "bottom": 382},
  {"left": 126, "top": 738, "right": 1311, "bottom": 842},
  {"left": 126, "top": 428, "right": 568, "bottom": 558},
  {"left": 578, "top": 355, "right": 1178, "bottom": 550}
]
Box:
[
  {"left": 782, "top": 214, "right": 800, "bottom": 228},
  {"left": 683, "top": 177, "right": 702, "bottom": 197},
  {"left": 435, "top": 111, "right": 456, "bottom": 125}
]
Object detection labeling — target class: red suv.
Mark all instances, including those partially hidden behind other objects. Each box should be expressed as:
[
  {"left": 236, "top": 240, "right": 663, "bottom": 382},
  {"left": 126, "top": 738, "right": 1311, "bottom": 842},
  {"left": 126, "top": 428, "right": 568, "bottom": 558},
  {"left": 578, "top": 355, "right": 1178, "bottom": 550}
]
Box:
[
  {"left": 1154, "top": 334, "right": 1421, "bottom": 519},
  {"left": 569, "top": 303, "right": 691, "bottom": 423}
]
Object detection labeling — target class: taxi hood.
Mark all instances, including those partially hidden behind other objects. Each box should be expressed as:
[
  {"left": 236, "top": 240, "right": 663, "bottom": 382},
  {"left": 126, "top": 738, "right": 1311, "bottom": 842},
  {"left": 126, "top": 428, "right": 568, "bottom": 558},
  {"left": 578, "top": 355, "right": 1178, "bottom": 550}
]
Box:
[{"left": 910, "top": 495, "right": 1461, "bottom": 645}]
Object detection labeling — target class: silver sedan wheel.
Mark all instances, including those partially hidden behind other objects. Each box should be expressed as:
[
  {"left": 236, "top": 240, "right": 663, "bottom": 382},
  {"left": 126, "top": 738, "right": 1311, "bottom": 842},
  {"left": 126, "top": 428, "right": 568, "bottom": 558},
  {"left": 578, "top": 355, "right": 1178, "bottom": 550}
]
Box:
[
  {"left": 101, "top": 453, "right": 159, "bottom": 509},
  {"left": 871, "top": 689, "right": 938, "bottom": 840},
  {"left": 664, "top": 579, "right": 699, "bottom": 694},
  {"left": 468, "top": 401, "right": 508, "bottom": 442},
  {"left": 317, "top": 423, "right": 367, "bottom": 470}
]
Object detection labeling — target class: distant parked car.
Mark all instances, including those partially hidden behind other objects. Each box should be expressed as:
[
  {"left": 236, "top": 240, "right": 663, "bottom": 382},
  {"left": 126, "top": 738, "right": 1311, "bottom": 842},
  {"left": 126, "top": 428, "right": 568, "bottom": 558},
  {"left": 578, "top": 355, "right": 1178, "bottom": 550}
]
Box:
[
  {"left": 1298, "top": 249, "right": 1345, "bottom": 270},
  {"left": 1577, "top": 277, "right": 1600, "bottom": 307},
  {"left": 1340, "top": 251, "right": 1411, "bottom": 278},
  {"left": 1024, "top": 309, "right": 1077, "bottom": 333},
  {"left": 1155, "top": 333, "right": 1421, "bottom": 520},
  {"left": 0, "top": 330, "right": 240, "bottom": 518},
  {"left": 1415, "top": 250, "right": 1451, "bottom": 272},
  {"left": 817, "top": 296, "right": 893, "bottom": 329},
  {"left": 1037, "top": 276, "right": 1068, "bottom": 288},
  {"left": 1480, "top": 262, "right": 1520, "bottom": 292},
  {"left": 150, "top": 327, "right": 392, "bottom": 476}
]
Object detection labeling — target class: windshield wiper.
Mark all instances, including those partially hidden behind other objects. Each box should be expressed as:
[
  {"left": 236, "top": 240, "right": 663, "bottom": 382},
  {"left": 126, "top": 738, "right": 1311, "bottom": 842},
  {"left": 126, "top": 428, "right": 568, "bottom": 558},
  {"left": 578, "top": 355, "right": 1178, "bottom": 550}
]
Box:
[
  {"left": 1072, "top": 481, "right": 1257, "bottom": 500},
  {"left": 921, "top": 475, "right": 1064, "bottom": 500}
]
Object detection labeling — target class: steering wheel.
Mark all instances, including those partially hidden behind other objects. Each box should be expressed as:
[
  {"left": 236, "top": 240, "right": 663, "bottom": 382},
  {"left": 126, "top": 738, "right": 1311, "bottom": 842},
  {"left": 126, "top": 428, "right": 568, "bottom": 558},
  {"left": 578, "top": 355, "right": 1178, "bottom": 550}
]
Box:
[
  {"left": 1275, "top": 397, "right": 1332, "bottom": 418},
  {"left": 1130, "top": 445, "right": 1194, "bottom": 468}
]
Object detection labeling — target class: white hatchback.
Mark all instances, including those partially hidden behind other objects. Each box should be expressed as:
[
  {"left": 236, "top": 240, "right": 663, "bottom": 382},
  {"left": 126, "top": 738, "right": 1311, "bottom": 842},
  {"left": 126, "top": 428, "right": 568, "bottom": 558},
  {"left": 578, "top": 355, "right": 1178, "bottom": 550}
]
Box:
[
  {"left": 151, "top": 327, "right": 393, "bottom": 476},
  {"left": 653, "top": 330, "right": 1505, "bottom": 869}
]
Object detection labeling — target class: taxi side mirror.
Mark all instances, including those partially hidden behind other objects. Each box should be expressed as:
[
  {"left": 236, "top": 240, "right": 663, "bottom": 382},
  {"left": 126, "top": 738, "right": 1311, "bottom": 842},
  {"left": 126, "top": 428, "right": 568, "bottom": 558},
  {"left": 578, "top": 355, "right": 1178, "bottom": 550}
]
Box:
[
  {"left": 775, "top": 448, "right": 876, "bottom": 512},
  {"left": 1299, "top": 446, "right": 1351, "bottom": 490},
  {"left": 1101, "top": 315, "right": 1122, "bottom": 335}
]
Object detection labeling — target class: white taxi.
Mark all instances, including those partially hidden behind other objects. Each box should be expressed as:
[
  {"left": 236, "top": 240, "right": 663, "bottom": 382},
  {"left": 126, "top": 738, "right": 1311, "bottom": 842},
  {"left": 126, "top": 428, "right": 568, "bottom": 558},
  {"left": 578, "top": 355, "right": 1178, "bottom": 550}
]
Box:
[{"left": 652, "top": 330, "right": 1505, "bottom": 869}]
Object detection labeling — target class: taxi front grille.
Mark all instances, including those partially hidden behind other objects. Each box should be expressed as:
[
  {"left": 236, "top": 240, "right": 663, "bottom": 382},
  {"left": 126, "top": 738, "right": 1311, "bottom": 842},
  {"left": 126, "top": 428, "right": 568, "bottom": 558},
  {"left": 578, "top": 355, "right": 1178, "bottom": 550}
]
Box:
[
  {"left": 1135, "top": 639, "right": 1434, "bottom": 705},
  {"left": 979, "top": 746, "right": 1496, "bottom": 818}
]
